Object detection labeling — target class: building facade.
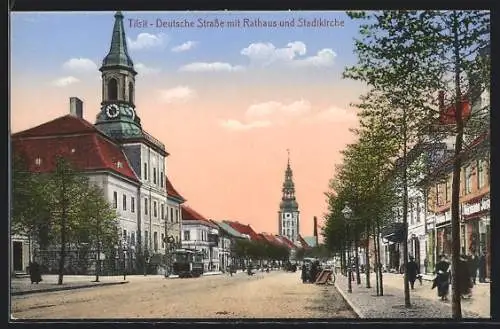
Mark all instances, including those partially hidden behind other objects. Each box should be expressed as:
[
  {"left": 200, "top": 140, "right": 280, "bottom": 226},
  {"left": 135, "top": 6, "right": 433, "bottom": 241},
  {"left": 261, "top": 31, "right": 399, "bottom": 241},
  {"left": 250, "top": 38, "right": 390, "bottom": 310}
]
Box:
[
  {"left": 93, "top": 11, "right": 170, "bottom": 266},
  {"left": 278, "top": 152, "right": 300, "bottom": 243},
  {"left": 181, "top": 205, "right": 220, "bottom": 272}
]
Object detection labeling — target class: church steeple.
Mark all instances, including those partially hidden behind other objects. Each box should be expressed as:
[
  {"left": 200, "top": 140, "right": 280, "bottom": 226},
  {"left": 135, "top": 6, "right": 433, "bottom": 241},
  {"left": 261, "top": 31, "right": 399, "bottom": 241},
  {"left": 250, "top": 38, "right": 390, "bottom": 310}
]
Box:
[
  {"left": 101, "top": 11, "right": 135, "bottom": 72},
  {"left": 278, "top": 149, "right": 300, "bottom": 242},
  {"left": 95, "top": 11, "right": 142, "bottom": 140}
]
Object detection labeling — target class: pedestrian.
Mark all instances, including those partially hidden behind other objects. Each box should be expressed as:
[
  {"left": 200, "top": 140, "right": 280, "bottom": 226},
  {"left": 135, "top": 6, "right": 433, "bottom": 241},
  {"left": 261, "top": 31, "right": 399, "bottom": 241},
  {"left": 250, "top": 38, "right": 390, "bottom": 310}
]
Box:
[
  {"left": 478, "top": 252, "right": 487, "bottom": 283},
  {"left": 406, "top": 256, "right": 419, "bottom": 290},
  {"left": 433, "top": 254, "right": 451, "bottom": 301},
  {"left": 457, "top": 254, "right": 473, "bottom": 298},
  {"left": 467, "top": 253, "right": 479, "bottom": 285},
  {"left": 29, "top": 259, "right": 42, "bottom": 284}
]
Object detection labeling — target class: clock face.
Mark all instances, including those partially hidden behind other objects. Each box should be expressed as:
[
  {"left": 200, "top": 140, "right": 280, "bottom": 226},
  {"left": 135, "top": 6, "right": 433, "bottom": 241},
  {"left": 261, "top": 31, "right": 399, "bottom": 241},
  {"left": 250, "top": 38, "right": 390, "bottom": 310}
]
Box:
[
  {"left": 285, "top": 213, "right": 292, "bottom": 219},
  {"left": 105, "top": 104, "right": 120, "bottom": 119}
]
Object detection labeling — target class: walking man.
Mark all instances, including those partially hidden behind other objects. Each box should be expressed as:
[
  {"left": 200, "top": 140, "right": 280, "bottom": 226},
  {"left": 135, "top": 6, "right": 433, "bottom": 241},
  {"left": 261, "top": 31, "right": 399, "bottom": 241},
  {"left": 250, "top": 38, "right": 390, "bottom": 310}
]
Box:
[{"left": 406, "top": 256, "right": 419, "bottom": 290}]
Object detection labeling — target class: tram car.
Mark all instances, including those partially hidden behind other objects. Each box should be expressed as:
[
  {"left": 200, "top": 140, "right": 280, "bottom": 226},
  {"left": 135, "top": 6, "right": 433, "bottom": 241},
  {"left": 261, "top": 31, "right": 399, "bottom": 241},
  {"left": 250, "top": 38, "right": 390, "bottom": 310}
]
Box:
[{"left": 171, "top": 248, "right": 204, "bottom": 278}]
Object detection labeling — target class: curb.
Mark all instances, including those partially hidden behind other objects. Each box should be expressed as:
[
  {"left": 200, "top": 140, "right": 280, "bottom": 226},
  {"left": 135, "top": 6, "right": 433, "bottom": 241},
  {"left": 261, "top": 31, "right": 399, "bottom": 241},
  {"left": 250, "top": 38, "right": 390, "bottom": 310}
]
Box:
[
  {"left": 11, "top": 281, "right": 129, "bottom": 296},
  {"left": 333, "top": 278, "right": 365, "bottom": 318}
]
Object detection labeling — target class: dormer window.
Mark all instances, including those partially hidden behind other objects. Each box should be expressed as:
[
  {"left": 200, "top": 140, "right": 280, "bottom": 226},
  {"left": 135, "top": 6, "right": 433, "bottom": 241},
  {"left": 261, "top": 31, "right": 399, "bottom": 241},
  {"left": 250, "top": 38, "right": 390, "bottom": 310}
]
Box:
[
  {"left": 35, "top": 157, "right": 42, "bottom": 166},
  {"left": 71, "top": 148, "right": 76, "bottom": 153},
  {"left": 117, "top": 161, "right": 123, "bottom": 168}
]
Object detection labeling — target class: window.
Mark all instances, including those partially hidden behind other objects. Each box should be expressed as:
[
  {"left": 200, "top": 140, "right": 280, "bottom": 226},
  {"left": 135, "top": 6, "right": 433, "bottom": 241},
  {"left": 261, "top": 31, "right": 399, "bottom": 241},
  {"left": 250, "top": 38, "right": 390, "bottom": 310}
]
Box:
[
  {"left": 447, "top": 176, "right": 452, "bottom": 202},
  {"left": 123, "top": 229, "right": 127, "bottom": 240},
  {"left": 131, "top": 197, "right": 135, "bottom": 213},
  {"left": 153, "top": 168, "right": 157, "bottom": 185},
  {"left": 145, "top": 231, "right": 149, "bottom": 249},
  {"left": 175, "top": 236, "right": 179, "bottom": 244},
  {"left": 128, "top": 81, "right": 134, "bottom": 104},
  {"left": 161, "top": 233, "right": 165, "bottom": 248},
  {"left": 144, "top": 163, "right": 148, "bottom": 180},
  {"left": 107, "top": 78, "right": 118, "bottom": 100},
  {"left": 409, "top": 202, "right": 414, "bottom": 225},
  {"left": 478, "top": 159, "right": 485, "bottom": 188},
  {"left": 160, "top": 171, "right": 164, "bottom": 188},
  {"left": 170, "top": 208, "right": 174, "bottom": 223},
  {"left": 35, "top": 157, "right": 42, "bottom": 165},
  {"left": 113, "top": 191, "right": 118, "bottom": 209},
  {"left": 183, "top": 230, "right": 190, "bottom": 241},
  {"left": 131, "top": 232, "right": 135, "bottom": 245},
  {"left": 144, "top": 198, "right": 148, "bottom": 215},
  {"left": 436, "top": 184, "right": 442, "bottom": 206},
  {"left": 153, "top": 201, "right": 157, "bottom": 218},
  {"left": 123, "top": 195, "right": 127, "bottom": 211},
  {"left": 465, "top": 165, "right": 472, "bottom": 194},
  {"left": 175, "top": 209, "right": 179, "bottom": 222},
  {"left": 154, "top": 232, "right": 158, "bottom": 252},
  {"left": 161, "top": 204, "right": 165, "bottom": 220}
]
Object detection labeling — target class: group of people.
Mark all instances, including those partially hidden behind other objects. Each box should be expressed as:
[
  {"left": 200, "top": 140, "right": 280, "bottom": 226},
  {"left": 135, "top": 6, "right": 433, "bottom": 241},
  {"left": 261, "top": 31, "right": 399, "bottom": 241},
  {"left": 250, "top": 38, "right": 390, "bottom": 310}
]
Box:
[
  {"left": 406, "top": 252, "right": 488, "bottom": 302},
  {"left": 301, "top": 259, "right": 321, "bottom": 283}
]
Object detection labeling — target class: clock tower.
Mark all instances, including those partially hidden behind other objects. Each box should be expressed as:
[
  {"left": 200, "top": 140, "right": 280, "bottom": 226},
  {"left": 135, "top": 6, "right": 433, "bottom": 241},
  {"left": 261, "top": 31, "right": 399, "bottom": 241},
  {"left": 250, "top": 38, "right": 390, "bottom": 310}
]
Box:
[
  {"left": 95, "top": 11, "right": 142, "bottom": 140},
  {"left": 278, "top": 149, "right": 300, "bottom": 242}
]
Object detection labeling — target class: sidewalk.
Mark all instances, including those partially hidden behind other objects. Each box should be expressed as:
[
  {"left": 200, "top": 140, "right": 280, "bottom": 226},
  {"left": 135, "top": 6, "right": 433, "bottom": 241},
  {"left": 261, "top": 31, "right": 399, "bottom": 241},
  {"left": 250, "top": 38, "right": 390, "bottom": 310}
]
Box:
[
  {"left": 334, "top": 272, "right": 489, "bottom": 319},
  {"left": 11, "top": 275, "right": 128, "bottom": 296}
]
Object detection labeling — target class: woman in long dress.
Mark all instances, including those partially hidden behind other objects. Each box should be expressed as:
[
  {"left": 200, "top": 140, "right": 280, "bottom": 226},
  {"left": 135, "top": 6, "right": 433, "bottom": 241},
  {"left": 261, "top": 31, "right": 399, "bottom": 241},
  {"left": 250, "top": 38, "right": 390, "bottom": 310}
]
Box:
[{"left": 434, "top": 254, "right": 451, "bottom": 301}]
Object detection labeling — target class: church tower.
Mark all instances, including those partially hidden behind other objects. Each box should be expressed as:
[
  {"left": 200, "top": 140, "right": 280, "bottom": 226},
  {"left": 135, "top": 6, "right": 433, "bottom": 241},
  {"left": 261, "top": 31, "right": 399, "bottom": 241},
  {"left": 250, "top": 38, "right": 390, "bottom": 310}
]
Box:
[
  {"left": 95, "top": 11, "right": 142, "bottom": 139},
  {"left": 94, "top": 12, "right": 170, "bottom": 263},
  {"left": 278, "top": 150, "right": 300, "bottom": 242}
]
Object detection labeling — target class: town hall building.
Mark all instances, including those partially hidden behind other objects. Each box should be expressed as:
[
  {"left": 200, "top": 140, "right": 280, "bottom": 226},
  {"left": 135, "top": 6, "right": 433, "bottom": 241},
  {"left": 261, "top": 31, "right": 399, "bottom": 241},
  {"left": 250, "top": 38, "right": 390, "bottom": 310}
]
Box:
[{"left": 278, "top": 151, "right": 300, "bottom": 243}]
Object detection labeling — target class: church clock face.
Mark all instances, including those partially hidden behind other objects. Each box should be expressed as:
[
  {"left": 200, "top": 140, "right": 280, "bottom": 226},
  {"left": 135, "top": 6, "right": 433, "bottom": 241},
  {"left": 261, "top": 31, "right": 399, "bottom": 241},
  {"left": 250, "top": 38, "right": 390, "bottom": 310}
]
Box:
[
  {"left": 285, "top": 213, "right": 292, "bottom": 220},
  {"left": 105, "top": 104, "right": 120, "bottom": 118}
]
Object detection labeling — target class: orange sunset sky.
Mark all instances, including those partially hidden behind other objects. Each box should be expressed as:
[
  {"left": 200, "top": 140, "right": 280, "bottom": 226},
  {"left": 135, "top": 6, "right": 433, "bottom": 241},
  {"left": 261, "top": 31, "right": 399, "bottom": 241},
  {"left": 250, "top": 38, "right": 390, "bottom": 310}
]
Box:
[{"left": 11, "top": 11, "right": 366, "bottom": 237}]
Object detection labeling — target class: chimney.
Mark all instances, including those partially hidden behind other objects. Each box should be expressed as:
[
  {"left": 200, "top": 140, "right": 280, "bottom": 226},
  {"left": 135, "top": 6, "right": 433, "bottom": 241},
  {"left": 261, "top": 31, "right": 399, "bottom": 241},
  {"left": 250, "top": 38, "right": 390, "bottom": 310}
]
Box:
[
  {"left": 313, "top": 216, "right": 318, "bottom": 246},
  {"left": 70, "top": 97, "right": 83, "bottom": 118},
  {"left": 438, "top": 91, "right": 445, "bottom": 110}
]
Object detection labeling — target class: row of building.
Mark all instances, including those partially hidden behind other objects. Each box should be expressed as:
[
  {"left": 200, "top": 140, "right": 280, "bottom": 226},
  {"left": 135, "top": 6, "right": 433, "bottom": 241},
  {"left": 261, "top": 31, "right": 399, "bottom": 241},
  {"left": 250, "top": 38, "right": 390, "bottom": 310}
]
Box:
[
  {"left": 357, "top": 61, "right": 491, "bottom": 278},
  {"left": 10, "top": 11, "right": 318, "bottom": 276}
]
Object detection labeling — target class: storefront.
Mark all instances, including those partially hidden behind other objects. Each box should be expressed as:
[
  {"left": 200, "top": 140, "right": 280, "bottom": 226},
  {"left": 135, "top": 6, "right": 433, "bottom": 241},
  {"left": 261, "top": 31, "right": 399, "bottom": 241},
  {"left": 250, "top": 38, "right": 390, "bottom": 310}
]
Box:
[
  {"left": 462, "top": 196, "right": 490, "bottom": 278},
  {"left": 436, "top": 221, "right": 452, "bottom": 257}
]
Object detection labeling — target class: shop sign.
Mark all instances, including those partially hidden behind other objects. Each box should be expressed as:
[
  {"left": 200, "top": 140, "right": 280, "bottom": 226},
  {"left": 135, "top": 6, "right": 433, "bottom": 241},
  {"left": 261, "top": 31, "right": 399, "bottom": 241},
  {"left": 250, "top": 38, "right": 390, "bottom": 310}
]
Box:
[
  {"left": 480, "top": 198, "right": 490, "bottom": 210},
  {"left": 463, "top": 202, "right": 481, "bottom": 216}
]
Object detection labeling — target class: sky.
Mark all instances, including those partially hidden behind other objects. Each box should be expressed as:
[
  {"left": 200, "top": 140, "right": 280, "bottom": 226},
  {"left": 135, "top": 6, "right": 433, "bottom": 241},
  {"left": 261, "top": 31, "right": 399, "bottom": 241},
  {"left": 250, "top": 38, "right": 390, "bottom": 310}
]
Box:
[{"left": 10, "top": 11, "right": 366, "bottom": 238}]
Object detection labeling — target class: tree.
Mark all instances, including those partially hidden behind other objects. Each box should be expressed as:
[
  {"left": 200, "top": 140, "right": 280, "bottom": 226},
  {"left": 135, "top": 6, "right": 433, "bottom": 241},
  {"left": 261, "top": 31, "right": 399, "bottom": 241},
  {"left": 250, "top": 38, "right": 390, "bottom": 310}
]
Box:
[
  {"left": 344, "top": 10, "right": 489, "bottom": 316},
  {"left": 76, "top": 183, "right": 120, "bottom": 281}
]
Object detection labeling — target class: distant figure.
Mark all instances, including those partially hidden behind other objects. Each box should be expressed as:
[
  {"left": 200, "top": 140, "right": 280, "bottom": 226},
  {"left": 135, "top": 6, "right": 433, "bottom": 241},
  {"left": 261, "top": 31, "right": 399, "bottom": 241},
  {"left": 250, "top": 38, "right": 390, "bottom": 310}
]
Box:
[
  {"left": 467, "top": 254, "right": 479, "bottom": 285},
  {"left": 406, "top": 256, "right": 419, "bottom": 290},
  {"left": 301, "top": 261, "right": 307, "bottom": 283},
  {"left": 29, "top": 260, "right": 42, "bottom": 284},
  {"left": 433, "top": 254, "right": 451, "bottom": 301},
  {"left": 457, "top": 254, "right": 473, "bottom": 298},
  {"left": 478, "top": 253, "right": 487, "bottom": 283}
]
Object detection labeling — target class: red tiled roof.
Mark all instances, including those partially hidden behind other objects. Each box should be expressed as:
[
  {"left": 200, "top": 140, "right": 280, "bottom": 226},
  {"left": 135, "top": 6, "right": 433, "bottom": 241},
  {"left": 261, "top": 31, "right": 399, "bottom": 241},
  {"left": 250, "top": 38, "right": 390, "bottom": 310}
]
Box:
[
  {"left": 12, "top": 115, "right": 140, "bottom": 183},
  {"left": 276, "top": 235, "right": 297, "bottom": 249},
  {"left": 224, "top": 221, "right": 261, "bottom": 241},
  {"left": 166, "top": 176, "right": 186, "bottom": 202},
  {"left": 260, "top": 233, "right": 286, "bottom": 247},
  {"left": 12, "top": 115, "right": 98, "bottom": 138},
  {"left": 181, "top": 205, "right": 216, "bottom": 228}
]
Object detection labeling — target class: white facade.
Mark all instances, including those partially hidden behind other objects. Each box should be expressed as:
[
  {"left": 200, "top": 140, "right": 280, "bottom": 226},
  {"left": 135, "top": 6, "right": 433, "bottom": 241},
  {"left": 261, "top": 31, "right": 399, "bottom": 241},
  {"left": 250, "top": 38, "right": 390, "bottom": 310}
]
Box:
[
  {"left": 181, "top": 222, "right": 220, "bottom": 272},
  {"left": 279, "top": 211, "right": 299, "bottom": 242},
  {"left": 166, "top": 197, "right": 182, "bottom": 246},
  {"left": 218, "top": 235, "right": 232, "bottom": 271}
]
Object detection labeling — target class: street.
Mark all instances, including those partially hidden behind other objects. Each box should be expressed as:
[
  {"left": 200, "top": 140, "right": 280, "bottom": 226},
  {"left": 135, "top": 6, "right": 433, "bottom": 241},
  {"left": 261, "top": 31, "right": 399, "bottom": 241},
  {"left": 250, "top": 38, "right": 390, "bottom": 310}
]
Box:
[{"left": 11, "top": 271, "right": 356, "bottom": 319}]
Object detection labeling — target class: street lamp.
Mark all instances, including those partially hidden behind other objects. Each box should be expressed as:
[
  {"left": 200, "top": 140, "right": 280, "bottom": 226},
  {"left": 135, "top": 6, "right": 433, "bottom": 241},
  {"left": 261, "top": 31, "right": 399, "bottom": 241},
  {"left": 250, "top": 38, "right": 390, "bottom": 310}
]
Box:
[{"left": 342, "top": 204, "right": 353, "bottom": 294}]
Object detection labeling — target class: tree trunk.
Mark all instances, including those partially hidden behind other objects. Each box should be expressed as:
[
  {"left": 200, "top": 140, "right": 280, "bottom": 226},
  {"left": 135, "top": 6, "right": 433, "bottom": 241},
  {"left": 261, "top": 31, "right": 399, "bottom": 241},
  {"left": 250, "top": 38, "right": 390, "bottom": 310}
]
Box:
[
  {"left": 372, "top": 222, "right": 380, "bottom": 295},
  {"left": 401, "top": 104, "right": 411, "bottom": 307},
  {"left": 57, "top": 172, "right": 67, "bottom": 285},
  {"left": 354, "top": 234, "right": 361, "bottom": 285},
  {"left": 376, "top": 219, "right": 384, "bottom": 296},
  {"left": 451, "top": 10, "right": 464, "bottom": 320},
  {"left": 365, "top": 223, "right": 371, "bottom": 288},
  {"left": 341, "top": 240, "right": 346, "bottom": 276}
]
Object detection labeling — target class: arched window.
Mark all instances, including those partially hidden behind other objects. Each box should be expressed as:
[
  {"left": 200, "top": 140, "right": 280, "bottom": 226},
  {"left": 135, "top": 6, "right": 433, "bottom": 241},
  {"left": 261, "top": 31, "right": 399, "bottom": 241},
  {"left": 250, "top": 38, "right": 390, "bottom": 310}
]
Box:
[
  {"left": 128, "top": 81, "right": 134, "bottom": 104},
  {"left": 107, "top": 78, "right": 118, "bottom": 100}
]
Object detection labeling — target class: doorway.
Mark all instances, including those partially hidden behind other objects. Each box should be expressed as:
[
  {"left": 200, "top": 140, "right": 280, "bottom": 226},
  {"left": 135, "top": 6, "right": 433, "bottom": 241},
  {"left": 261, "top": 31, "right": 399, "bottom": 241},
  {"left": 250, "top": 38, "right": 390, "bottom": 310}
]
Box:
[{"left": 13, "top": 241, "right": 23, "bottom": 272}]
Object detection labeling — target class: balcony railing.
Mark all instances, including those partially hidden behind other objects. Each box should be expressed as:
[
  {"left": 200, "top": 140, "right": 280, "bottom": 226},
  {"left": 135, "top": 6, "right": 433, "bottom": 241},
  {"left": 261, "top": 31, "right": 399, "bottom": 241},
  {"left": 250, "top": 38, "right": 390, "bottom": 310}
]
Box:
[{"left": 142, "top": 130, "right": 166, "bottom": 151}]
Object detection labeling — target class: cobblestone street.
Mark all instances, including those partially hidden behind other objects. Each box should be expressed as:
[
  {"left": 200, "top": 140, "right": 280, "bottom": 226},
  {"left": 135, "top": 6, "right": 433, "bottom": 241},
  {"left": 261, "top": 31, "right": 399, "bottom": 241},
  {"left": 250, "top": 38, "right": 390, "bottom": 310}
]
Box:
[{"left": 11, "top": 271, "right": 356, "bottom": 319}]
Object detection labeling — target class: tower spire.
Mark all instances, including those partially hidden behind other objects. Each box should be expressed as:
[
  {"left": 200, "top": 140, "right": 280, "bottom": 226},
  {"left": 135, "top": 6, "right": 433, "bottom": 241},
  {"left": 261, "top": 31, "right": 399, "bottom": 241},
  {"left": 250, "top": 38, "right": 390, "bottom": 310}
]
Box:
[
  {"left": 101, "top": 11, "right": 135, "bottom": 72},
  {"left": 287, "top": 148, "right": 290, "bottom": 166}
]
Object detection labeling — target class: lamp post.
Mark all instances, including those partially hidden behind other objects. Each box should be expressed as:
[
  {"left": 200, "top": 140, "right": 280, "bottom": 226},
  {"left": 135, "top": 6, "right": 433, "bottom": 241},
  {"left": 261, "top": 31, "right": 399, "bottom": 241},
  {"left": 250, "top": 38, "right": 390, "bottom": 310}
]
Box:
[
  {"left": 122, "top": 240, "right": 128, "bottom": 281},
  {"left": 342, "top": 204, "right": 353, "bottom": 294}
]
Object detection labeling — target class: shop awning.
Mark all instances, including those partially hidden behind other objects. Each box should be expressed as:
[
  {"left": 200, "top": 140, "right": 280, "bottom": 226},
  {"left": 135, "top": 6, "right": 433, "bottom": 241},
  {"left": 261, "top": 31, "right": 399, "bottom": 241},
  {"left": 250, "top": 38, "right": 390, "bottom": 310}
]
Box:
[{"left": 381, "top": 222, "right": 406, "bottom": 243}]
